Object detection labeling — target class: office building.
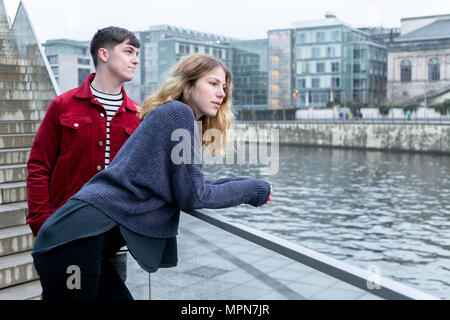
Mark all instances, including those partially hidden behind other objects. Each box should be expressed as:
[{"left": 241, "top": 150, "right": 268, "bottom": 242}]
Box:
[
  {"left": 42, "top": 39, "right": 94, "bottom": 93},
  {"left": 269, "top": 14, "right": 388, "bottom": 109}
]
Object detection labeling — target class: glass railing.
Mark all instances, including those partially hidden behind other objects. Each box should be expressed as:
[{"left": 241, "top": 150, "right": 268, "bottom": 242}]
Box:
[{"left": 125, "top": 209, "right": 438, "bottom": 300}]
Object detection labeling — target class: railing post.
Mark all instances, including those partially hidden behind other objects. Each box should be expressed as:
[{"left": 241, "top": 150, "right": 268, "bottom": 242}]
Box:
[{"left": 149, "top": 273, "right": 151, "bottom": 300}]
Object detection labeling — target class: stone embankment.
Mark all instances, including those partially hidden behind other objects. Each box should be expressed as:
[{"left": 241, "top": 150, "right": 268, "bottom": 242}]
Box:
[{"left": 234, "top": 122, "right": 450, "bottom": 155}]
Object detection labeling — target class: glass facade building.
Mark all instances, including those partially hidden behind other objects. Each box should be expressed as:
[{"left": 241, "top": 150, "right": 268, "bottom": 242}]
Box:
[
  {"left": 268, "top": 29, "right": 294, "bottom": 110},
  {"left": 269, "top": 16, "right": 387, "bottom": 109},
  {"left": 231, "top": 39, "right": 268, "bottom": 108},
  {"left": 131, "top": 25, "right": 235, "bottom": 102}
]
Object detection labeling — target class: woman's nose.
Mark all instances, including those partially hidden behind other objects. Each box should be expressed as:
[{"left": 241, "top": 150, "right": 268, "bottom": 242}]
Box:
[{"left": 217, "top": 87, "right": 225, "bottom": 97}]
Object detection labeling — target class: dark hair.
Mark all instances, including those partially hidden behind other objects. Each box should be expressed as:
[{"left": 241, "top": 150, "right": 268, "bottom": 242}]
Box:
[{"left": 90, "top": 26, "right": 141, "bottom": 68}]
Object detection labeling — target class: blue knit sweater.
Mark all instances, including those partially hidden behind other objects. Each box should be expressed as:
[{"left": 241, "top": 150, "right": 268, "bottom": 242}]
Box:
[{"left": 73, "top": 100, "right": 271, "bottom": 238}]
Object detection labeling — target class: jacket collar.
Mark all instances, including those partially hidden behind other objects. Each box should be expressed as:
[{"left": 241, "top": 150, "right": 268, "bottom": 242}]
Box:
[{"left": 74, "top": 73, "right": 138, "bottom": 112}]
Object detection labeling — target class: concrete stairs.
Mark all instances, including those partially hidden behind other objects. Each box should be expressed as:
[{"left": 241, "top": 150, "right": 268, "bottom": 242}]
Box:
[
  {"left": 0, "top": 0, "right": 57, "bottom": 300},
  {"left": 402, "top": 85, "right": 450, "bottom": 105}
]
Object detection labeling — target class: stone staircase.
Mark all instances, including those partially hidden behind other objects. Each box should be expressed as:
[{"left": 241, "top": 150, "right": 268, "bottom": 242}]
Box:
[{"left": 0, "top": 0, "right": 57, "bottom": 300}]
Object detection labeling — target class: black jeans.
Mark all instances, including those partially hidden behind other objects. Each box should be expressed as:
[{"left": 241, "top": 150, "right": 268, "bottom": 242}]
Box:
[{"left": 33, "top": 226, "right": 133, "bottom": 300}]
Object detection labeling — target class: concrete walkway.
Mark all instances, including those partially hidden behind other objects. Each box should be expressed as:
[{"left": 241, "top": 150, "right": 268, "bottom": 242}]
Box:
[{"left": 125, "top": 213, "right": 381, "bottom": 300}]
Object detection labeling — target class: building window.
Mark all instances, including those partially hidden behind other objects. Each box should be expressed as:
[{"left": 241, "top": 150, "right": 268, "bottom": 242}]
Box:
[
  {"left": 353, "top": 64, "right": 360, "bottom": 73},
  {"left": 296, "top": 47, "right": 302, "bottom": 59},
  {"left": 296, "top": 33, "right": 306, "bottom": 44},
  {"left": 428, "top": 58, "right": 440, "bottom": 81},
  {"left": 204, "top": 47, "right": 210, "bottom": 55},
  {"left": 331, "top": 62, "right": 340, "bottom": 73},
  {"left": 298, "top": 78, "right": 306, "bottom": 89},
  {"left": 316, "top": 63, "right": 325, "bottom": 73},
  {"left": 75, "top": 47, "right": 88, "bottom": 56},
  {"left": 327, "top": 47, "right": 336, "bottom": 57},
  {"left": 331, "top": 30, "right": 340, "bottom": 42},
  {"left": 45, "top": 45, "right": 56, "bottom": 55},
  {"left": 78, "top": 58, "right": 90, "bottom": 65},
  {"left": 51, "top": 66, "right": 59, "bottom": 77},
  {"left": 312, "top": 78, "right": 320, "bottom": 88},
  {"left": 47, "top": 55, "right": 58, "bottom": 65},
  {"left": 316, "top": 32, "right": 325, "bottom": 43},
  {"left": 78, "top": 68, "right": 90, "bottom": 86},
  {"left": 400, "top": 59, "right": 412, "bottom": 83},
  {"left": 302, "top": 63, "right": 310, "bottom": 74},
  {"left": 194, "top": 46, "right": 199, "bottom": 53},
  {"left": 331, "top": 77, "right": 340, "bottom": 88},
  {"left": 312, "top": 48, "right": 320, "bottom": 58}
]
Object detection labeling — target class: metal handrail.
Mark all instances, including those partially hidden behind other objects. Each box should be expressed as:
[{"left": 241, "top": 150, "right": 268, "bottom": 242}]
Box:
[{"left": 183, "top": 209, "right": 439, "bottom": 300}]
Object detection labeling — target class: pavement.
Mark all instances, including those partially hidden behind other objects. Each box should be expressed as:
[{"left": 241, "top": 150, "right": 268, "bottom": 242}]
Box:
[{"left": 125, "top": 213, "right": 382, "bottom": 300}]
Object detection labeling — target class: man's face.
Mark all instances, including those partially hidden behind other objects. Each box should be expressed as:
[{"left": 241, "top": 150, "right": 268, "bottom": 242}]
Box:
[{"left": 106, "top": 40, "right": 139, "bottom": 83}]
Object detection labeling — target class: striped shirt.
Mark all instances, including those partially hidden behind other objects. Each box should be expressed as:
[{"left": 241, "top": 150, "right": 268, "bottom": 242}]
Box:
[{"left": 90, "top": 85, "right": 123, "bottom": 168}]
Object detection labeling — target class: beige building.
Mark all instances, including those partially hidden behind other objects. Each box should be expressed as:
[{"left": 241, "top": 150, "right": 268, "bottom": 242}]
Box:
[{"left": 387, "top": 14, "right": 450, "bottom": 105}]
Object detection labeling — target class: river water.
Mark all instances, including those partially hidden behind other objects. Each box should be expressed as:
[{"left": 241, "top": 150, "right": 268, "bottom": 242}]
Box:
[{"left": 202, "top": 146, "right": 450, "bottom": 299}]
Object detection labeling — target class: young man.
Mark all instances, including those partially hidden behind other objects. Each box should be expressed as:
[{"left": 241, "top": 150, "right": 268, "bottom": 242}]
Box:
[{"left": 26, "top": 26, "right": 141, "bottom": 282}]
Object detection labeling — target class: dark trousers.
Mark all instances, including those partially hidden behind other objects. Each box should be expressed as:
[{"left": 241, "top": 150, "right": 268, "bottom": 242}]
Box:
[{"left": 33, "top": 226, "right": 133, "bottom": 300}]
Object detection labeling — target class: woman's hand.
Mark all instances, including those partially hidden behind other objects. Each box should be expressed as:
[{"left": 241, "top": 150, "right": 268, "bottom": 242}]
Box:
[{"left": 265, "top": 185, "right": 273, "bottom": 205}]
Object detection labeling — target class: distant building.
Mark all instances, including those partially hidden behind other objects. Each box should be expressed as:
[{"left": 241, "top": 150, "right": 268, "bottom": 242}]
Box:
[
  {"left": 387, "top": 14, "right": 450, "bottom": 105},
  {"left": 43, "top": 39, "right": 94, "bottom": 93},
  {"left": 231, "top": 39, "right": 268, "bottom": 109},
  {"left": 130, "top": 25, "right": 235, "bottom": 102},
  {"left": 268, "top": 29, "right": 294, "bottom": 110},
  {"left": 268, "top": 14, "right": 388, "bottom": 109},
  {"left": 358, "top": 27, "right": 401, "bottom": 44}
]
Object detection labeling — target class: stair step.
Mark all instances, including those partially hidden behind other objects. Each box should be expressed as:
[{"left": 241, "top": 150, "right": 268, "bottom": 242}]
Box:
[
  {"left": 0, "top": 73, "right": 28, "bottom": 82},
  {"left": 0, "top": 80, "right": 30, "bottom": 91},
  {"left": 0, "top": 251, "right": 38, "bottom": 289},
  {"left": 0, "top": 181, "right": 26, "bottom": 204},
  {"left": 0, "top": 225, "right": 34, "bottom": 257},
  {"left": 0, "top": 57, "right": 30, "bottom": 66},
  {"left": 0, "top": 109, "right": 42, "bottom": 121},
  {"left": 0, "top": 279, "right": 41, "bottom": 300},
  {"left": 0, "top": 89, "right": 34, "bottom": 100},
  {"left": 0, "top": 121, "right": 40, "bottom": 134},
  {"left": 0, "top": 148, "right": 30, "bottom": 165},
  {"left": 0, "top": 134, "right": 35, "bottom": 149},
  {"left": 0, "top": 80, "right": 54, "bottom": 92},
  {"left": 0, "top": 99, "right": 44, "bottom": 109},
  {"left": 0, "top": 202, "right": 28, "bottom": 229},
  {"left": 0, "top": 64, "right": 28, "bottom": 75},
  {"left": 0, "top": 164, "right": 27, "bottom": 183}
]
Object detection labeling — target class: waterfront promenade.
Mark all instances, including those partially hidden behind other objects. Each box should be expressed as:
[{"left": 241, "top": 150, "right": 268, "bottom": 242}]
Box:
[{"left": 125, "top": 213, "right": 382, "bottom": 300}]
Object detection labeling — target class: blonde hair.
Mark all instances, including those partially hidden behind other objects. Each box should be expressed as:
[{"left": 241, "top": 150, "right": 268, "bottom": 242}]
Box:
[{"left": 141, "top": 54, "right": 234, "bottom": 155}]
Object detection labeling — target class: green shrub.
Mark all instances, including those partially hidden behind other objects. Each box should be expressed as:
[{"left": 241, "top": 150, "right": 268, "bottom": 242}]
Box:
[
  {"left": 402, "top": 104, "right": 419, "bottom": 114},
  {"left": 378, "top": 104, "right": 391, "bottom": 115},
  {"left": 430, "top": 101, "right": 450, "bottom": 115}
]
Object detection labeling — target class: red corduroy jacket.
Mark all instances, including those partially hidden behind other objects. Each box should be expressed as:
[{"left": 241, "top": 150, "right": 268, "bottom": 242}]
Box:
[{"left": 26, "top": 73, "right": 141, "bottom": 236}]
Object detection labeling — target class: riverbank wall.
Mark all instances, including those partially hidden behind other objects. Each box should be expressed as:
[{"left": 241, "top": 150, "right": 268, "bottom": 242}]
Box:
[{"left": 234, "top": 122, "right": 450, "bottom": 155}]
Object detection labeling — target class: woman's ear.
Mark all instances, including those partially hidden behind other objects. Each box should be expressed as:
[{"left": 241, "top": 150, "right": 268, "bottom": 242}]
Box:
[{"left": 182, "top": 85, "right": 192, "bottom": 104}]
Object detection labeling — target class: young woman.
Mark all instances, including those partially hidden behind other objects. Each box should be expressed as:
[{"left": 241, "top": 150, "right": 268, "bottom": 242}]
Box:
[{"left": 32, "top": 54, "right": 273, "bottom": 300}]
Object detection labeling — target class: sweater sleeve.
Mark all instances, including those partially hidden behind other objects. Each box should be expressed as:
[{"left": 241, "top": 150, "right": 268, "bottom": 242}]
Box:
[
  {"left": 166, "top": 103, "right": 271, "bottom": 211},
  {"left": 204, "top": 177, "right": 250, "bottom": 185}
]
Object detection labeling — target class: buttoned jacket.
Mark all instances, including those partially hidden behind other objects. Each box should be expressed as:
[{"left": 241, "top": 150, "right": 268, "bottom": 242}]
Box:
[{"left": 26, "top": 73, "right": 141, "bottom": 236}]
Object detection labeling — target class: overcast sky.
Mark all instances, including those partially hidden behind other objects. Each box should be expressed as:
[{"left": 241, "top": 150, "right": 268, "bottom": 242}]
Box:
[{"left": 4, "top": 0, "right": 450, "bottom": 42}]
